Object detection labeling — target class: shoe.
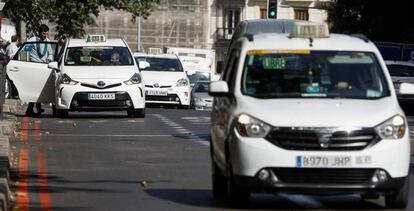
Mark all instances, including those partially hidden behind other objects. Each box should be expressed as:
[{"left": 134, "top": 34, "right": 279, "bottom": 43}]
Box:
[{"left": 25, "top": 111, "right": 35, "bottom": 117}]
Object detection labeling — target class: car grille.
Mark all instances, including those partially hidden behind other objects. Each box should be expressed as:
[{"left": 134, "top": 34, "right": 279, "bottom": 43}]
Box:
[
  {"left": 265, "top": 127, "right": 380, "bottom": 151},
  {"left": 271, "top": 168, "right": 376, "bottom": 185},
  {"left": 145, "top": 85, "right": 172, "bottom": 88},
  {"left": 81, "top": 83, "right": 122, "bottom": 89},
  {"left": 146, "top": 94, "right": 181, "bottom": 103}
]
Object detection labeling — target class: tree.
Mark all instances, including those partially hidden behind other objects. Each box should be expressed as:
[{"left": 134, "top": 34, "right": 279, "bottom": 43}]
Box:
[
  {"left": 325, "top": 0, "right": 414, "bottom": 43},
  {"left": 2, "top": 0, "right": 160, "bottom": 40}
]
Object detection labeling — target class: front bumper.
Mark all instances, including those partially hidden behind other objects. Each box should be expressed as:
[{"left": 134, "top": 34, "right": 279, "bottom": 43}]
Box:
[
  {"left": 145, "top": 86, "right": 190, "bottom": 105},
  {"left": 228, "top": 128, "right": 410, "bottom": 192},
  {"left": 57, "top": 83, "right": 145, "bottom": 110}
]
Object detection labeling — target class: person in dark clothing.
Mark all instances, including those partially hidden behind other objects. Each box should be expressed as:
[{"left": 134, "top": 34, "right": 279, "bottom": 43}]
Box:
[{"left": 26, "top": 24, "right": 51, "bottom": 116}]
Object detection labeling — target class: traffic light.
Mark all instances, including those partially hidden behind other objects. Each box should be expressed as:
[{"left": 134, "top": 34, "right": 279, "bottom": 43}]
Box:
[{"left": 267, "top": 0, "right": 277, "bottom": 19}]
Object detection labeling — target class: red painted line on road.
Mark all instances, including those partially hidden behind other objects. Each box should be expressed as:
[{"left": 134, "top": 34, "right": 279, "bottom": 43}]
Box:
[
  {"left": 21, "top": 117, "right": 29, "bottom": 142},
  {"left": 37, "top": 149, "right": 52, "bottom": 211},
  {"left": 17, "top": 149, "right": 29, "bottom": 211},
  {"left": 34, "top": 120, "right": 41, "bottom": 142}
]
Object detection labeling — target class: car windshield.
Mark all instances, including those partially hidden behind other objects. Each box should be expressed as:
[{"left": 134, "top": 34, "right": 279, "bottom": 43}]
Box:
[
  {"left": 188, "top": 72, "right": 210, "bottom": 85},
  {"left": 387, "top": 64, "right": 414, "bottom": 77},
  {"left": 65, "top": 46, "right": 133, "bottom": 66},
  {"left": 194, "top": 82, "right": 209, "bottom": 93},
  {"left": 136, "top": 56, "right": 184, "bottom": 72},
  {"left": 242, "top": 51, "right": 389, "bottom": 99}
]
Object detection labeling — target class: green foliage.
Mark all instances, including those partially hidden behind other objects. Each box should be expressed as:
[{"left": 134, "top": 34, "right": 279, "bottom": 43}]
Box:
[
  {"left": 325, "top": 0, "right": 414, "bottom": 43},
  {"left": 3, "top": 0, "right": 159, "bottom": 39}
]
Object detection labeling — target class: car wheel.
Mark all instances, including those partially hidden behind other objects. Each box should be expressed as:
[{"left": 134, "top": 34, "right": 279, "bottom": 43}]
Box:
[
  {"left": 179, "top": 105, "right": 190, "bottom": 109},
  {"left": 56, "top": 109, "right": 69, "bottom": 118},
  {"left": 385, "top": 177, "right": 409, "bottom": 209},
  {"left": 225, "top": 151, "right": 250, "bottom": 206},
  {"left": 127, "top": 109, "right": 145, "bottom": 118},
  {"left": 212, "top": 159, "right": 227, "bottom": 200}
]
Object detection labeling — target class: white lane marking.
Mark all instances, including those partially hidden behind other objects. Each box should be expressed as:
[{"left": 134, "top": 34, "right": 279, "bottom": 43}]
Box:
[
  {"left": 155, "top": 114, "right": 209, "bottom": 147},
  {"left": 89, "top": 120, "right": 107, "bottom": 123},
  {"left": 38, "top": 134, "right": 172, "bottom": 137}
]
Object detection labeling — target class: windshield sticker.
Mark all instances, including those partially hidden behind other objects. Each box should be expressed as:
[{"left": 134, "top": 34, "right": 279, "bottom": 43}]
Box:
[
  {"left": 262, "top": 57, "right": 286, "bottom": 70},
  {"left": 300, "top": 83, "right": 321, "bottom": 93},
  {"left": 248, "top": 56, "right": 254, "bottom": 65},
  {"left": 366, "top": 89, "right": 381, "bottom": 97}
]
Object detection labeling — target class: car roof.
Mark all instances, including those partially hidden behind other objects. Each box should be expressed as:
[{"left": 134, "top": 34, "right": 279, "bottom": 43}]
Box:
[
  {"left": 242, "top": 33, "right": 378, "bottom": 52},
  {"left": 384, "top": 60, "right": 414, "bottom": 67},
  {"left": 241, "top": 19, "right": 304, "bottom": 35},
  {"left": 134, "top": 53, "right": 179, "bottom": 59},
  {"left": 68, "top": 38, "right": 127, "bottom": 47}
]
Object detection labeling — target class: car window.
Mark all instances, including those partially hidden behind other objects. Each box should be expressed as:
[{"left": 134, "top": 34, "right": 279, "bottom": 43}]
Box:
[
  {"left": 194, "top": 83, "right": 209, "bottom": 93},
  {"left": 64, "top": 46, "right": 133, "bottom": 66},
  {"left": 136, "top": 57, "right": 183, "bottom": 72},
  {"left": 17, "top": 42, "right": 58, "bottom": 63},
  {"left": 387, "top": 64, "right": 414, "bottom": 77},
  {"left": 241, "top": 51, "right": 389, "bottom": 99}
]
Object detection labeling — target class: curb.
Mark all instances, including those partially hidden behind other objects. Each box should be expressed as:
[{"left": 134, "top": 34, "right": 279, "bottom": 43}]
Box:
[{"left": 1, "top": 99, "right": 21, "bottom": 211}]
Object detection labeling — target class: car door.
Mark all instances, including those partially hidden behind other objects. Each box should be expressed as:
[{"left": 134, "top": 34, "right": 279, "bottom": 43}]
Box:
[{"left": 7, "top": 41, "right": 58, "bottom": 104}]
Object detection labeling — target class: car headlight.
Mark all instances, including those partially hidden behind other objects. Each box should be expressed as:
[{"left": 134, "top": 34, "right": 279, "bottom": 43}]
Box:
[
  {"left": 61, "top": 74, "right": 78, "bottom": 85},
  {"left": 124, "top": 73, "right": 142, "bottom": 85},
  {"left": 375, "top": 115, "right": 406, "bottom": 139},
  {"left": 176, "top": 78, "right": 189, "bottom": 87},
  {"left": 236, "top": 114, "right": 271, "bottom": 138}
]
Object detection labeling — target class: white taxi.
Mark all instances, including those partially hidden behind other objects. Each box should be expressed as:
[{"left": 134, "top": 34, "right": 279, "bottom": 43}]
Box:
[
  {"left": 134, "top": 53, "right": 191, "bottom": 108},
  {"left": 209, "top": 22, "right": 413, "bottom": 208},
  {"left": 7, "top": 35, "right": 145, "bottom": 117}
]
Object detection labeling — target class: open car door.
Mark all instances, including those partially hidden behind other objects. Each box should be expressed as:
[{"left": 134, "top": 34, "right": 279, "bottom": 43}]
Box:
[{"left": 7, "top": 41, "right": 59, "bottom": 104}]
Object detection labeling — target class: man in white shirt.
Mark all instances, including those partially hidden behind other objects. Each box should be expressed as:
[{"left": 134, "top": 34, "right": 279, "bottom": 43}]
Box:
[
  {"left": 27, "top": 24, "right": 54, "bottom": 63},
  {"left": 6, "top": 35, "right": 20, "bottom": 59}
]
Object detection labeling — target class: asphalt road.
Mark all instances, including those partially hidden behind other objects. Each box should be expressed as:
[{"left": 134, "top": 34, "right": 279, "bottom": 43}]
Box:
[{"left": 9, "top": 107, "right": 414, "bottom": 210}]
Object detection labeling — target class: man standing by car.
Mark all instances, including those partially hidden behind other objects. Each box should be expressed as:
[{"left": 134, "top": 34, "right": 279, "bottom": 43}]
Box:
[
  {"left": 6, "top": 35, "right": 20, "bottom": 59},
  {"left": 25, "top": 24, "right": 54, "bottom": 116}
]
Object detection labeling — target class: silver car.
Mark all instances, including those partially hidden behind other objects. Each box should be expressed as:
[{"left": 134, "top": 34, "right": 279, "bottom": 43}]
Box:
[
  {"left": 190, "top": 81, "right": 212, "bottom": 110},
  {"left": 386, "top": 60, "right": 414, "bottom": 100}
]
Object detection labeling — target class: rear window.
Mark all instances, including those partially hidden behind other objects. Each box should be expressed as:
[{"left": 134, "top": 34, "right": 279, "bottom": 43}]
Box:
[
  {"left": 387, "top": 64, "right": 414, "bottom": 77},
  {"left": 136, "top": 56, "right": 184, "bottom": 72}
]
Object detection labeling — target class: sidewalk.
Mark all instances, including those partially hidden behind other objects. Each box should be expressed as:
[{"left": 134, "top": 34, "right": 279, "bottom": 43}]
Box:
[{"left": 0, "top": 99, "right": 24, "bottom": 211}]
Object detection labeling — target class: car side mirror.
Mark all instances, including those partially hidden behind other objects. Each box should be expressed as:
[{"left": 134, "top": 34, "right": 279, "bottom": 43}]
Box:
[
  {"left": 399, "top": 83, "right": 414, "bottom": 95},
  {"left": 138, "top": 61, "right": 150, "bottom": 70},
  {"left": 48, "top": 61, "right": 60, "bottom": 73},
  {"left": 209, "top": 80, "right": 230, "bottom": 96}
]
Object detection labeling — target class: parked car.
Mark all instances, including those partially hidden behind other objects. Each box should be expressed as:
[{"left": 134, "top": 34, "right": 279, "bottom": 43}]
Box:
[
  {"left": 7, "top": 35, "right": 146, "bottom": 117},
  {"left": 385, "top": 60, "right": 414, "bottom": 95},
  {"left": 190, "top": 81, "right": 212, "bottom": 110}
]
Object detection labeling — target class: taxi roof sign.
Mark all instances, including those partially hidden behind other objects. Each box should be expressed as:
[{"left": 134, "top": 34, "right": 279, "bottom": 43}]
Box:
[
  {"left": 86, "top": 35, "right": 106, "bottom": 43},
  {"left": 289, "top": 22, "right": 329, "bottom": 38}
]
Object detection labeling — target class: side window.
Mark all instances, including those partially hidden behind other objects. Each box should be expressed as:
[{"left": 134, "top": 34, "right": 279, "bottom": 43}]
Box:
[
  {"left": 222, "top": 49, "right": 239, "bottom": 92},
  {"left": 17, "top": 42, "right": 57, "bottom": 63}
]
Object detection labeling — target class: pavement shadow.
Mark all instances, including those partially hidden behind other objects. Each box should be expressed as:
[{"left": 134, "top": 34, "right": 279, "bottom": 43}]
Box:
[{"left": 144, "top": 188, "right": 384, "bottom": 210}]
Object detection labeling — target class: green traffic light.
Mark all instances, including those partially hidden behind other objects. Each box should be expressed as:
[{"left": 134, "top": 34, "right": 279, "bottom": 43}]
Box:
[{"left": 269, "top": 11, "right": 276, "bottom": 17}]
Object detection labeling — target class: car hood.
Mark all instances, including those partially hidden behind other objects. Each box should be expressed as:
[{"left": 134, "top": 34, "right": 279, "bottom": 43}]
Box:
[
  {"left": 193, "top": 92, "right": 212, "bottom": 100},
  {"left": 141, "top": 71, "right": 187, "bottom": 85},
  {"left": 62, "top": 66, "right": 137, "bottom": 80},
  {"left": 236, "top": 96, "right": 402, "bottom": 128}
]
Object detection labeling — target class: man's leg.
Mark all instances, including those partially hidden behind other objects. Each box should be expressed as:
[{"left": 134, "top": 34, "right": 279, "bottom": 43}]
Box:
[
  {"left": 35, "top": 103, "right": 45, "bottom": 115},
  {"left": 26, "top": 103, "right": 35, "bottom": 116}
]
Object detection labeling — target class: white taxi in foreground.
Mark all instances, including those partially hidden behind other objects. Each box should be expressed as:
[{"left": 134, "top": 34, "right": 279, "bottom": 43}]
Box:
[
  {"left": 7, "top": 35, "right": 145, "bottom": 117},
  {"left": 209, "top": 22, "right": 413, "bottom": 209},
  {"left": 134, "top": 53, "right": 191, "bottom": 108}
]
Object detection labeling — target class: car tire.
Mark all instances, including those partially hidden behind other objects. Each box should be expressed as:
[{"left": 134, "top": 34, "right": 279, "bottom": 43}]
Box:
[
  {"left": 212, "top": 160, "right": 227, "bottom": 200},
  {"left": 385, "top": 177, "right": 409, "bottom": 209},
  {"left": 127, "top": 109, "right": 145, "bottom": 118},
  {"left": 179, "top": 105, "right": 190, "bottom": 109},
  {"left": 56, "top": 109, "right": 69, "bottom": 118},
  {"left": 225, "top": 151, "right": 250, "bottom": 206}
]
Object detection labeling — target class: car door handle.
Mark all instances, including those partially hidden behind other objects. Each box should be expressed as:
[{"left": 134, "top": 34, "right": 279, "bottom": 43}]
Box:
[{"left": 8, "top": 67, "right": 20, "bottom": 72}]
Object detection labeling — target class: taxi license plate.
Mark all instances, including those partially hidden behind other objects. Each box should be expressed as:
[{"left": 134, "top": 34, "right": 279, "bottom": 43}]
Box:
[
  {"left": 146, "top": 90, "right": 168, "bottom": 96},
  {"left": 88, "top": 93, "right": 115, "bottom": 100},
  {"left": 296, "top": 156, "right": 352, "bottom": 167}
]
